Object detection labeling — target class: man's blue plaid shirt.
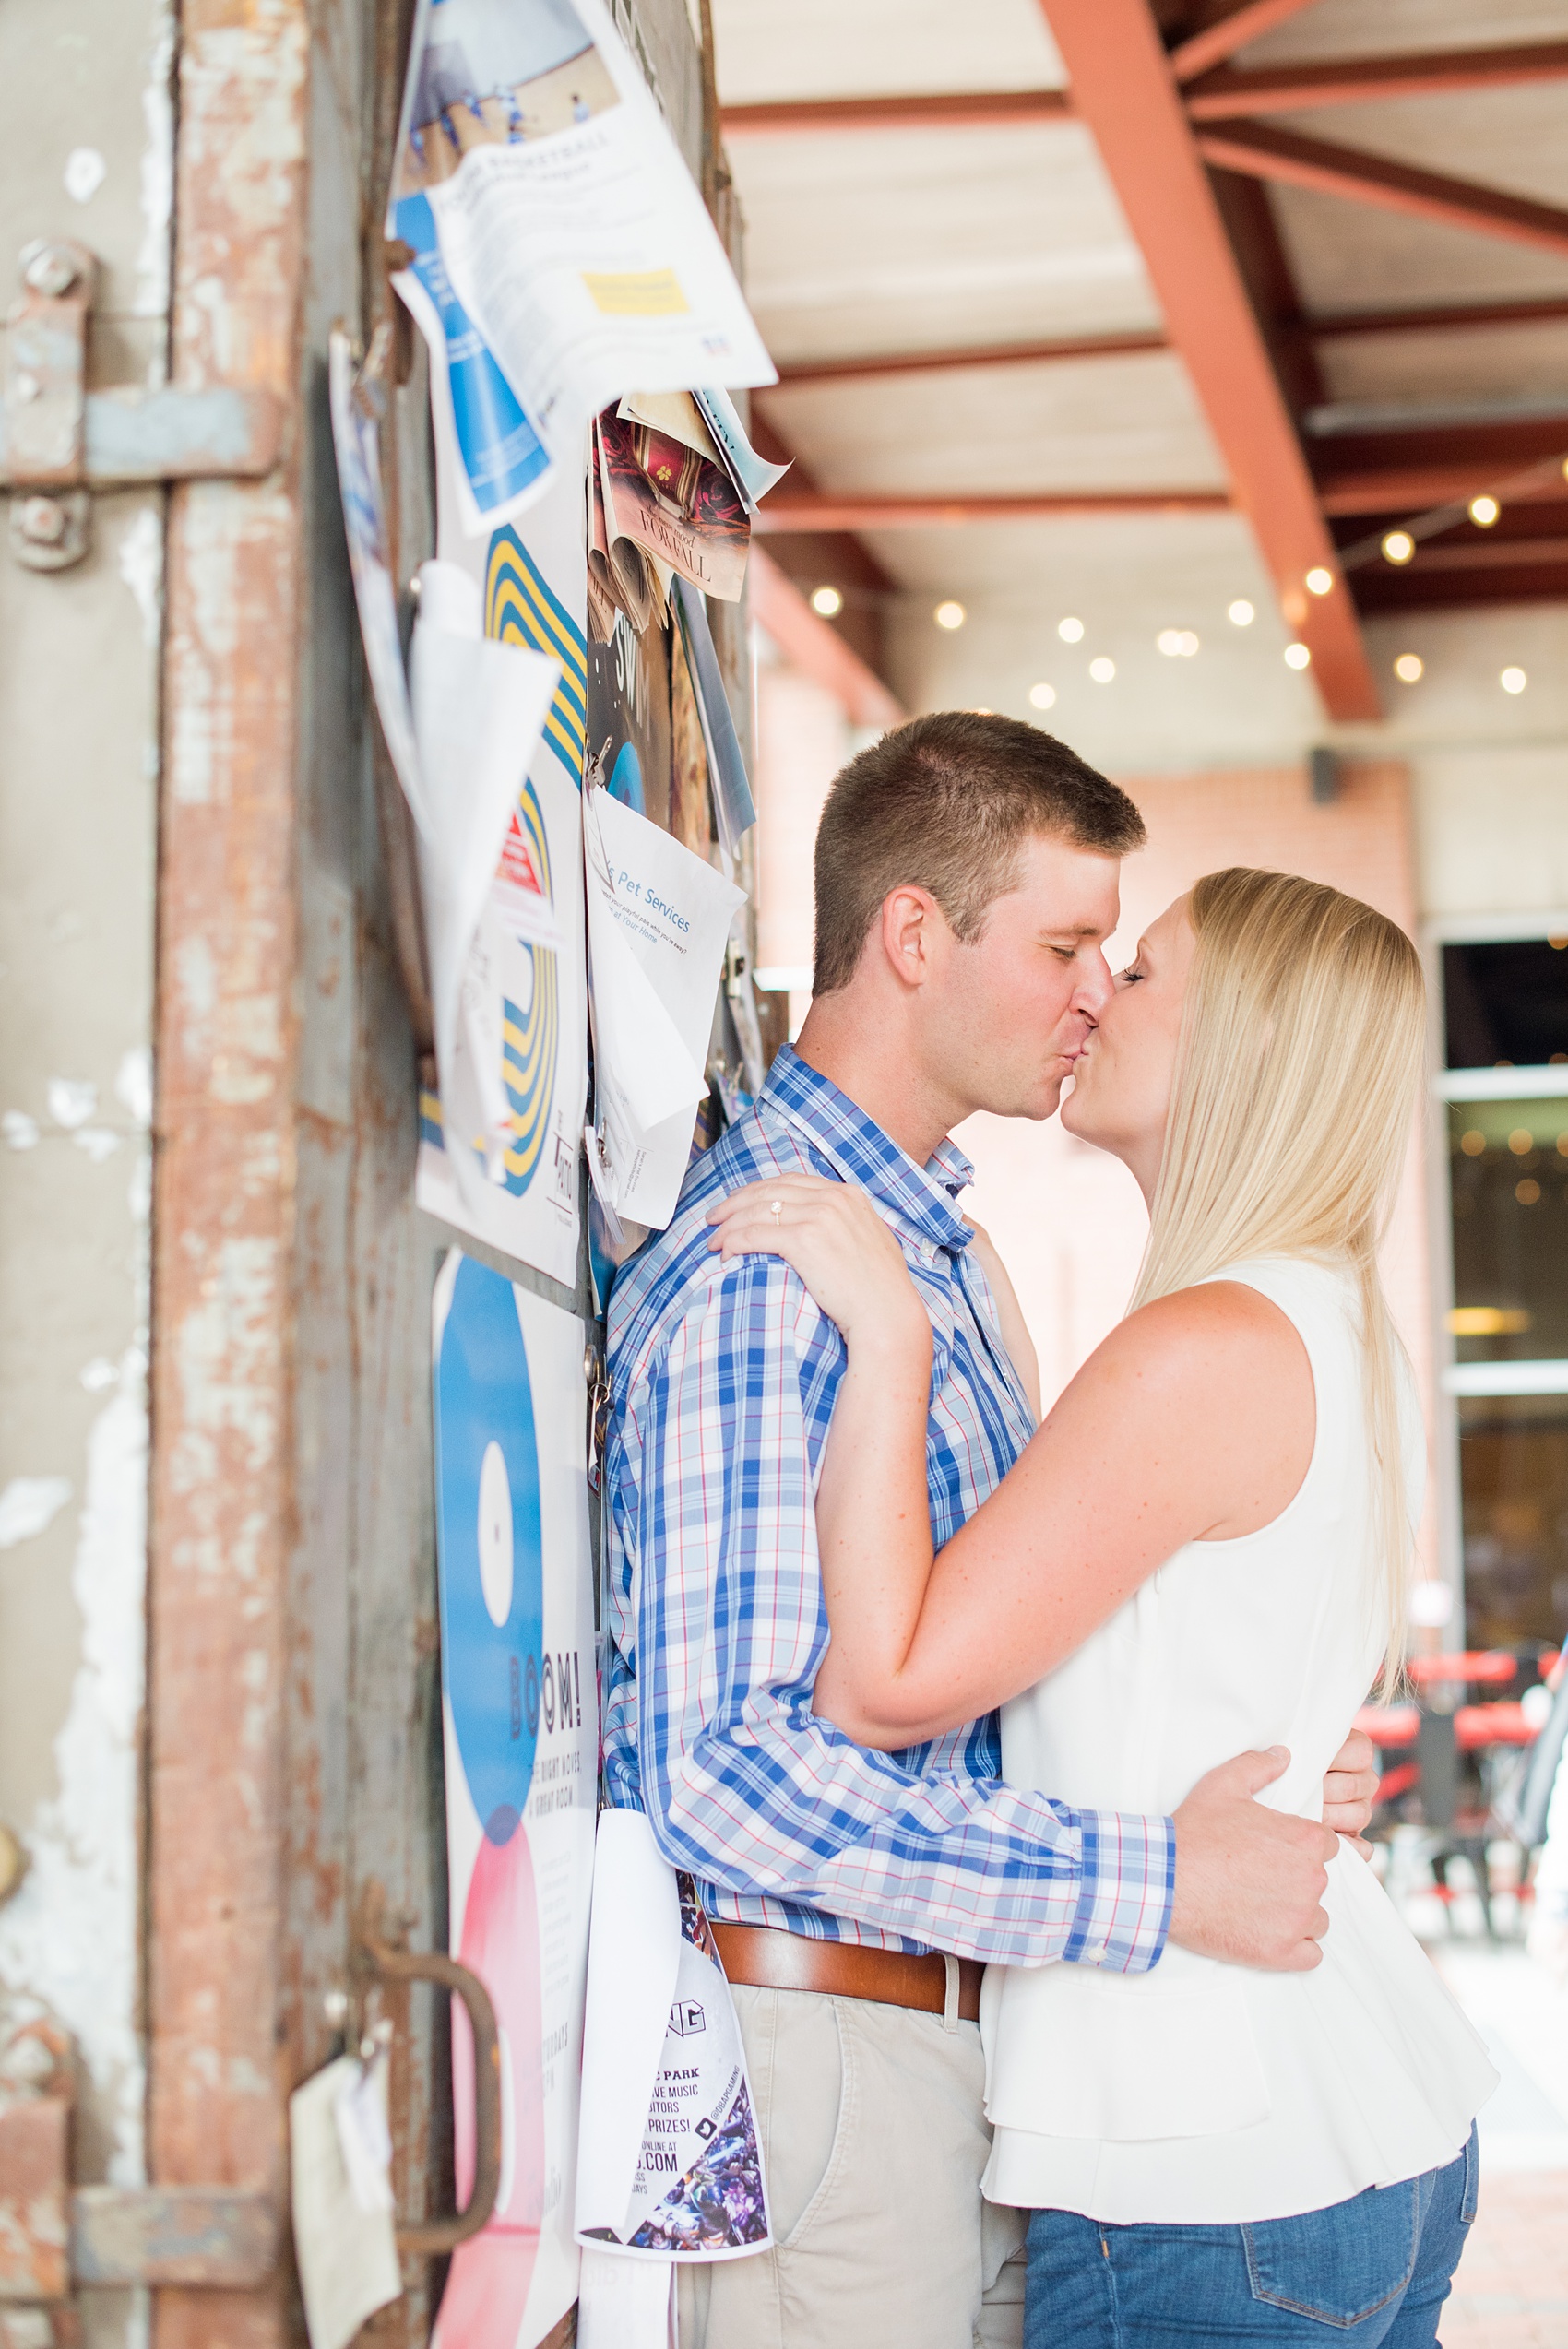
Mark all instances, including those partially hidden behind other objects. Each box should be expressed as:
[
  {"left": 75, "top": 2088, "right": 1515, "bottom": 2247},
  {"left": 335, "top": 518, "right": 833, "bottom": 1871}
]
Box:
[{"left": 602, "top": 1044, "right": 1174, "bottom": 1968}]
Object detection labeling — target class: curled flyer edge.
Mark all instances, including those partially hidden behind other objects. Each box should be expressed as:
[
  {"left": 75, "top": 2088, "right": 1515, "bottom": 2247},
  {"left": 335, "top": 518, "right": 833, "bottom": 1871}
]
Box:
[
  {"left": 326, "top": 326, "right": 440, "bottom": 852},
  {"left": 575, "top": 1810, "right": 683, "bottom": 2243}
]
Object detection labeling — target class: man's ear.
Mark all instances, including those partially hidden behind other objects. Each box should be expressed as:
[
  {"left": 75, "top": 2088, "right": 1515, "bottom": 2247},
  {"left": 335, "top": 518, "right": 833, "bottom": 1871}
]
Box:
[{"left": 878, "top": 884, "right": 944, "bottom": 991}]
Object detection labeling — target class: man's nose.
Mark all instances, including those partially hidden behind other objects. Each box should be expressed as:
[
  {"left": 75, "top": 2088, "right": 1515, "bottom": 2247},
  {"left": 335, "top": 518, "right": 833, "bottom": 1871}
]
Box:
[{"left": 1074, "top": 946, "right": 1115, "bottom": 1015}]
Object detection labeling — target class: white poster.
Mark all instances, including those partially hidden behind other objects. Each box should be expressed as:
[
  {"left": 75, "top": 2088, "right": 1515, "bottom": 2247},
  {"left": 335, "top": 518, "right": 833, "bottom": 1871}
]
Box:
[
  {"left": 576, "top": 1810, "right": 770, "bottom": 2262},
  {"left": 583, "top": 784, "right": 742, "bottom": 1231},
  {"left": 432, "top": 1252, "right": 599, "bottom": 2349},
  {"left": 388, "top": 0, "right": 773, "bottom": 469},
  {"left": 418, "top": 432, "right": 591, "bottom": 1287}
]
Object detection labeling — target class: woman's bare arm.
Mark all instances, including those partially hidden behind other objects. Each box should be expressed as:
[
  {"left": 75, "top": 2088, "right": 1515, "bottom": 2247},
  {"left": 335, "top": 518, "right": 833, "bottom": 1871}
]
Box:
[{"left": 709, "top": 1174, "right": 1314, "bottom": 1751}]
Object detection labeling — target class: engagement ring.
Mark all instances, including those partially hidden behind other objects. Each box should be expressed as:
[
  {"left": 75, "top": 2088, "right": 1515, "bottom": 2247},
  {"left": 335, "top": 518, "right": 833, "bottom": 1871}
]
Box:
[{"left": 769, "top": 1199, "right": 783, "bottom": 1226}]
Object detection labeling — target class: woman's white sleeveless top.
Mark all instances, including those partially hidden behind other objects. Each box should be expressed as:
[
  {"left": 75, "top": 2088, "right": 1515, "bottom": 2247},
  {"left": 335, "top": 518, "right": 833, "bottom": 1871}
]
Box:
[{"left": 981, "top": 1255, "right": 1497, "bottom": 2224}]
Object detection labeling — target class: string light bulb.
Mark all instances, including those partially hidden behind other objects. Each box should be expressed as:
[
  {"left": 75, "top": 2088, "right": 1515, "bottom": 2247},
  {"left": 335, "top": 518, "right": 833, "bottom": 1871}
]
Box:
[
  {"left": 1501, "top": 666, "right": 1526, "bottom": 694},
  {"left": 810, "top": 584, "right": 843, "bottom": 617},
  {"left": 1087, "top": 656, "right": 1115, "bottom": 683},
  {"left": 1028, "top": 682, "right": 1057, "bottom": 710},
  {"left": 1284, "top": 642, "right": 1312, "bottom": 670},
  {"left": 1468, "top": 495, "right": 1499, "bottom": 528},
  {"left": 1058, "top": 615, "right": 1085, "bottom": 643},
  {"left": 1394, "top": 653, "right": 1423, "bottom": 683},
  {"left": 1305, "top": 566, "right": 1334, "bottom": 596},
  {"left": 933, "top": 599, "right": 966, "bottom": 631},
  {"left": 1228, "top": 599, "right": 1254, "bottom": 627},
  {"left": 1382, "top": 530, "right": 1415, "bottom": 565}
]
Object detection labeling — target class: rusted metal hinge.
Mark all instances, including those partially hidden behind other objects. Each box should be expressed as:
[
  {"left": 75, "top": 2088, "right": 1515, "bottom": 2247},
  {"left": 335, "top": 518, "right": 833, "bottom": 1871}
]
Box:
[
  {"left": 67, "top": 2189, "right": 277, "bottom": 2291},
  {"left": 2, "top": 240, "right": 281, "bottom": 571},
  {"left": 0, "top": 2023, "right": 276, "bottom": 2320}
]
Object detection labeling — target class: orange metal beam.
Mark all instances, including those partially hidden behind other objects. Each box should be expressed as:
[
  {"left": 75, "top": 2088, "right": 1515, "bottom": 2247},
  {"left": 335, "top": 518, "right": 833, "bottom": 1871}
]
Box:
[
  {"left": 754, "top": 490, "right": 1231, "bottom": 528},
  {"left": 1194, "top": 121, "right": 1568, "bottom": 257},
  {"left": 720, "top": 89, "right": 1072, "bottom": 136},
  {"left": 766, "top": 329, "right": 1169, "bottom": 388},
  {"left": 1186, "top": 40, "right": 1568, "bottom": 117},
  {"left": 1039, "top": 0, "right": 1378, "bottom": 720},
  {"left": 1169, "top": 0, "right": 1327, "bottom": 85}
]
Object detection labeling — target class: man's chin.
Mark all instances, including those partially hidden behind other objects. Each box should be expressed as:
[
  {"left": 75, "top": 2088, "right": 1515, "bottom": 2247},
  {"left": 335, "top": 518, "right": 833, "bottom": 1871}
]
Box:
[{"left": 1018, "top": 1074, "right": 1068, "bottom": 1123}]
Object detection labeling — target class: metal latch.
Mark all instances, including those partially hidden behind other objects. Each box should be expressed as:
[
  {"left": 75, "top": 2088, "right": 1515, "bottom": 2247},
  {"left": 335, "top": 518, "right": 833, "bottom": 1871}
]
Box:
[
  {"left": 0, "top": 2020, "right": 276, "bottom": 2328},
  {"left": 3, "top": 239, "right": 281, "bottom": 572}
]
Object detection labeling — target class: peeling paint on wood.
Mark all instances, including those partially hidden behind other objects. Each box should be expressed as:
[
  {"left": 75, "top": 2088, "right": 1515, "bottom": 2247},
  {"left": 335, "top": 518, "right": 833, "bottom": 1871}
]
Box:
[{"left": 148, "top": 6, "right": 310, "bottom": 2348}]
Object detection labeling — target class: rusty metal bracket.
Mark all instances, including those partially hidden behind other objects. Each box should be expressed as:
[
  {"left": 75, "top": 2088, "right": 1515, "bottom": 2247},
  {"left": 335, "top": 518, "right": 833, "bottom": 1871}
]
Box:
[
  {"left": 0, "top": 2020, "right": 277, "bottom": 2303},
  {"left": 2, "top": 240, "right": 282, "bottom": 572},
  {"left": 68, "top": 2189, "right": 277, "bottom": 2291},
  {"left": 358, "top": 1928, "right": 503, "bottom": 2257}
]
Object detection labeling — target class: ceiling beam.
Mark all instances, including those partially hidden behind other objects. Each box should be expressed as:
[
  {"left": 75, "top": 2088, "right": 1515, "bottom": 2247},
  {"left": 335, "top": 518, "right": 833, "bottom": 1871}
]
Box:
[
  {"left": 1351, "top": 560, "right": 1568, "bottom": 613},
  {"left": 1360, "top": 533, "right": 1568, "bottom": 575},
  {"left": 1194, "top": 121, "right": 1568, "bottom": 256},
  {"left": 1310, "top": 293, "right": 1568, "bottom": 339},
  {"left": 720, "top": 89, "right": 1072, "bottom": 136},
  {"left": 1185, "top": 41, "right": 1568, "bottom": 117},
  {"left": 1169, "top": 0, "right": 1329, "bottom": 85},
  {"left": 1317, "top": 460, "right": 1568, "bottom": 516},
  {"left": 765, "top": 330, "right": 1169, "bottom": 389},
  {"left": 1037, "top": 0, "right": 1377, "bottom": 719},
  {"left": 1206, "top": 167, "right": 1324, "bottom": 416},
  {"left": 734, "top": 299, "right": 1568, "bottom": 397},
  {"left": 754, "top": 490, "right": 1231, "bottom": 528}
]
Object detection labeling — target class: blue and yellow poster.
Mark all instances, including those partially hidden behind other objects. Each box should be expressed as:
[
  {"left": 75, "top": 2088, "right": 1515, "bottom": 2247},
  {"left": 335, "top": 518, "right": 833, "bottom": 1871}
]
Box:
[{"left": 417, "top": 424, "right": 589, "bottom": 1288}]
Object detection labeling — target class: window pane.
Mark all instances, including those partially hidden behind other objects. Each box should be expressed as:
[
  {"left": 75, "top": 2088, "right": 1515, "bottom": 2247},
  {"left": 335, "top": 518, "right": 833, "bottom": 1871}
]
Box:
[
  {"left": 1447, "top": 1097, "right": 1568, "bottom": 1364},
  {"left": 1458, "top": 1396, "right": 1568, "bottom": 1650},
  {"left": 1443, "top": 938, "right": 1568, "bottom": 1070}
]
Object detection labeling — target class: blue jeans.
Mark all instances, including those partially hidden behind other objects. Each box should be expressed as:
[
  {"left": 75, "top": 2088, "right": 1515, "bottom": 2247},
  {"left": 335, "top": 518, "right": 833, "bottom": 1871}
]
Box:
[{"left": 1023, "top": 2126, "right": 1479, "bottom": 2345}]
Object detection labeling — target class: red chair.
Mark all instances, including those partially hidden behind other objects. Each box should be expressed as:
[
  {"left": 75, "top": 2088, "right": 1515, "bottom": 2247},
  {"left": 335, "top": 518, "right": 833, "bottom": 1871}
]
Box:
[{"left": 1358, "top": 1655, "right": 1540, "bottom": 1939}]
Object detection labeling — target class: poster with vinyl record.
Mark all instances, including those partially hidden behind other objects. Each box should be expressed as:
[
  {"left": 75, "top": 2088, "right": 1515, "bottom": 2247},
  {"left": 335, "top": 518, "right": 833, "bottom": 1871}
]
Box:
[{"left": 433, "top": 1249, "right": 598, "bottom": 2349}]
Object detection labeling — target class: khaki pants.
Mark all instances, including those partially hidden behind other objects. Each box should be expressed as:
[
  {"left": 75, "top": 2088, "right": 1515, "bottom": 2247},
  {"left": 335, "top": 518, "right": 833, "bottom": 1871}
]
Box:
[{"left": 677, "top": 1985, "right": 1027, "bottom": 2349}]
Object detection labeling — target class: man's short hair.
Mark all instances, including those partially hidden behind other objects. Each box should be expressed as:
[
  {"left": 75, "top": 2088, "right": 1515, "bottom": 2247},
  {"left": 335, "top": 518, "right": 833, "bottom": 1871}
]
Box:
[{"left": 812, "top": 711, "right": 1146, "bottom": 995}]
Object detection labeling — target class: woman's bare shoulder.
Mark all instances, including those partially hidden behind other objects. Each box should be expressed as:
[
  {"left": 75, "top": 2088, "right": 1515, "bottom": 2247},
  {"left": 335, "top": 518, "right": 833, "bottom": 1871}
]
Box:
[{"left": 1066, "top": 1279, "right": 1310, "bottom": 1419}]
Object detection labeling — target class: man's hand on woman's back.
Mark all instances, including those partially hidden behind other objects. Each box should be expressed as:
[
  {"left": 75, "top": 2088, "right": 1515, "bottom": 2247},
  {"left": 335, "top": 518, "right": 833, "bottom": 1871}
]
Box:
[{"left": 1169, "top": 1747, "right": 1336, "bottom": 1972}]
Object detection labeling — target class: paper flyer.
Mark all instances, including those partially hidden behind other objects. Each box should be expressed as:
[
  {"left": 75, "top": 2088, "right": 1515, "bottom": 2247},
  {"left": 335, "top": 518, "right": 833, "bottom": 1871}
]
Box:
[
  {"left": 432, "top": 1253, "right": 599, "bottom": 2349},
  {"left": 671, "top": 577, "right": 755, "bottom": 854},
  {"left": 582, "top": 782, "right": 742, "bottom": 1231},
  {"left": 391, "top": 188, "right": 556, "bottom": 538},
  {"left": 290, "top": 2055, "right": 402, "bottom": 2349},
  {"left": 418, "top": 429, "right": 590, "bottom": 1287},
  {"left": 410, "top": 559, "right": 564, "bottom": 1213},
  {"left": 387, "top": 0, "right": 774, "bottom": 462},
  {"left": 577, "top": 2250, "right": 674, "bottom": 2349},
  {"left": 597, "top": 408, "right": 749, "bottom": 604},
  {"left": 576, "top": 1809, "right": 770, "bottom": 2262},
  {"left": 327, "top": 327, "right": 433, "bottom": 837},
  {"left": 693, "top": 386, "right": 790, "bottom": 513},
  {"left": 586, "top": 609, "right": 671, "bottom": 830}
]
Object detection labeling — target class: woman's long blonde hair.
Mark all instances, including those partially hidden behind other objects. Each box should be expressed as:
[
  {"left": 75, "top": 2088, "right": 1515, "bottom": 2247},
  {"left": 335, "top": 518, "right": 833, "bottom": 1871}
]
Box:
[{"left": 1129, "top": 869, "right": 1426, "bottom": 1689}]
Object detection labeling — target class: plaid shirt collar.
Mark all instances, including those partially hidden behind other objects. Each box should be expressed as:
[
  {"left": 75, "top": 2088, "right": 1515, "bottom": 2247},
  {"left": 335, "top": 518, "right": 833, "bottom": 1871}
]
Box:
[{"left": 760, "top": 1044, "right": 975, "bottom": 1256}]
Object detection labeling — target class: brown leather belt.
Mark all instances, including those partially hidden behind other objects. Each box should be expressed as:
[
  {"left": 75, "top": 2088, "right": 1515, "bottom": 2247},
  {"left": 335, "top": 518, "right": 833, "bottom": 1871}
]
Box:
[{"left": 711, "top": 1922, "right": 983, "bottom": 2023}]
